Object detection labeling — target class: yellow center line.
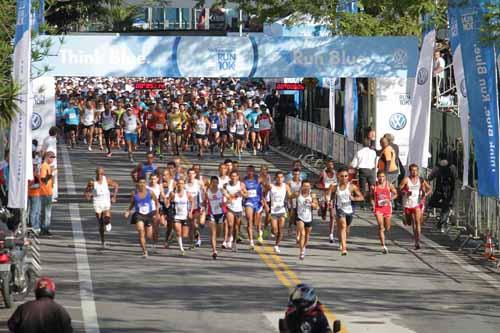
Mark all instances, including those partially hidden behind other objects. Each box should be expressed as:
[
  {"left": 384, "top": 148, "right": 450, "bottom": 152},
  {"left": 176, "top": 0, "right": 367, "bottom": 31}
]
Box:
[{"left": 255, "top": 245, "right": 293, "bottom": 288}]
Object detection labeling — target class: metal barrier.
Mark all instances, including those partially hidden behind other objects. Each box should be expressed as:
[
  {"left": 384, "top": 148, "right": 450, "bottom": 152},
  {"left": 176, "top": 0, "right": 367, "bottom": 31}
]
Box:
[{"left": 285, "top": 116, "right": 500, "bottom": 251}]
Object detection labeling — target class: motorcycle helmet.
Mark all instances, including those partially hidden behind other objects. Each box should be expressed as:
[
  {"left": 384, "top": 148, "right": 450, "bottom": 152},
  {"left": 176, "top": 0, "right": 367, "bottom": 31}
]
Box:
[
  {"left": 289, "top": 284, "right": 318, "bottom": 313},
  {"left": 35, "top": 277, "right": 56, "bottom": 299}
]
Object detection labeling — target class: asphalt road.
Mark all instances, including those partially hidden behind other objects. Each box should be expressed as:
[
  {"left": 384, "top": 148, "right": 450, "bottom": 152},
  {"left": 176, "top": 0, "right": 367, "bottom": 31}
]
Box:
[{"left": 2, "top": 144, "right": 500, "bottom": 333}]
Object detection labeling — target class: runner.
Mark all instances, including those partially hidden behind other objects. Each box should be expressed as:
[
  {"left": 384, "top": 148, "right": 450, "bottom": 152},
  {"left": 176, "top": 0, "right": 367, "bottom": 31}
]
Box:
[
  {"left": 332, "top": 168, "right": 364, "bottom": 256},
  {"left": 287, "top": 168, "right": 303, "bottom": 237},
  {"left": 81, "top": 99, "right": 96, "bottom": 151},
  {"left": 257, "top": 107, "right": 273, "bottom": 153},
  {"left": 62, "top": 98, "right": 80, "bottom": 149},
  {"left": 168, "top": 102, "right": 184, "bottom": 155},
  {"left": 166, "top": 178, "right": 194, "bottom": 255},
  {"left": 265, "top": 171, "right": 293, "bottom": 254},
  {"left": 259, "top": 165, "right": 273, "bottom": 238},
  {"left": 113, "top": 100, "right": 126, "bottom": 148},
  {"left": 101, "top": 104, "right": 116, "bottom": 157},
  {"left": 121, "top": 107, "right": 141, "bottom": 163},
  {"left": 84, "top": 167, "right": 119, "bottom": 248},
  {"left": 316, "top": 160, "right": 337, "bottom": 244},
  {"left": 222, "top": 170, "right": 248, "bottom": 251},
  {"left": 208, "top": 107, "right": 221, "bottom": 154},
  {"left": 246, "top": 104, "right": 261, "bottom": 155},
  {"left": 218, "top": 106, "right": 230, "bottom": 157},
  {"left": 131, "top": 152, "right": 158, "bottom": 183},
  {"left": 371, "top": 171, "right": 398, "bottom": 254},
  {"left": 149, "top": 104, "right": 168, "bottom": 158},
  {"left": 185, "top": 168, "right": 206, "bottom": 248},
  {"left": 243, "top": 165, "right": 263, "bottom": 248},
  {"left": 205, "top": 176, "right": 226, "bottom": 259},
  {"left": 193, "top": 110, "right": 211, "bottom": 158},
  {"left": 296, "top": 180, "right": 318, "bottom": 260},
  {"left": 124, "top": 177, "right": 160, "bottom": 258},
  {"left": 160, "top": 168, "right": 176, "bottom": 248},
  {"left": 399, "top": 164, "right": 432, "bottom": 250},
  {"left": 147, "top": 173, "right": 167, "bottom": 251},
  {"left": 233, "top": 109, "right": 249, "bottom": 160},
  {"left": 94, "top": 100, "right": 105, "bottom": 150}
]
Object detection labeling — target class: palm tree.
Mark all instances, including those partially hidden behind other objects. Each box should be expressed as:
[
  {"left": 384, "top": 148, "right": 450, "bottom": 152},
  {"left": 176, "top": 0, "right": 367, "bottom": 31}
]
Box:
[{"left": 105, "top": 5, "right": 140, "bottom": 32}]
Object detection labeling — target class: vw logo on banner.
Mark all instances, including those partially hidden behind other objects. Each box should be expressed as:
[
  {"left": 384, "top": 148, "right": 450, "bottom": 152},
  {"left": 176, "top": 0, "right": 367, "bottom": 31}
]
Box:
[
  {"left": 417, "top": 68, "right": 429, "bottom": 85},
  {"left": 389, "top": 113, "right": 407, "bottom": 130},
  {"left": 31, "top": 112, "right": 42, "bottom": 130},
  {"left": 460, "top": 79, "right": 467, "bottom": 98}
]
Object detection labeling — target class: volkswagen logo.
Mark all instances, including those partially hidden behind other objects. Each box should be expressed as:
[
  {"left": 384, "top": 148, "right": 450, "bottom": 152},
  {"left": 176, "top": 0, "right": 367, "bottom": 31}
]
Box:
[
  {"left": 460, "top": 79, "right": 467, "bottom": 98},
  {"left": 31, "top": 112, "right": 42, "bottom": 130},
  {"left": 389, "top": 113, "right": 407, "bottom": 131},
  {"left": 393, "top": 49, "right": 408, "bottom": 66},
  {"left": 417, "top": 68, "right": 429, "bottom": 85}
]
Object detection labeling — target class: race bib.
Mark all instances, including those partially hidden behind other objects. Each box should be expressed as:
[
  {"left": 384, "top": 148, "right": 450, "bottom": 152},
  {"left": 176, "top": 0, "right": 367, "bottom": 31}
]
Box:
[
  {"left": 247, "top": 189, "right": 257, "bottom": 198},
  {"left": 139, "top": 203, "right": 150, "bottom": 215},
  {"left": 68, "top": 113, "right": 76, "bottom": 119},
  {"left": 155, "top": 123, "right": 164, "bottom": 130},
  {"left": 211, "top": 123, "right": 218, "bottom": 129},
  {"left": 378, "top": 199, "right": 388, "bottom": 207}
]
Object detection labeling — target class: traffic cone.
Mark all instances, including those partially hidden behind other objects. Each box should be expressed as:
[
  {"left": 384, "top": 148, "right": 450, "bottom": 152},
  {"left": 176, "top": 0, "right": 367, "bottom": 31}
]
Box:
[{"left": 483, "top": 233, "right": 496, "bottom": 260}]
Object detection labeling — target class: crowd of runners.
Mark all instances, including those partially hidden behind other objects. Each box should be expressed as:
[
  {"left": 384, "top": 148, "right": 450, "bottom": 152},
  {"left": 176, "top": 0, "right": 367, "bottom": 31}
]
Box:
[
  {"left": 55, "top": 77, "right": 436, "bottom": 261},
  {"left": 56, "top": 77, "right": 276, "bottom": 162}
]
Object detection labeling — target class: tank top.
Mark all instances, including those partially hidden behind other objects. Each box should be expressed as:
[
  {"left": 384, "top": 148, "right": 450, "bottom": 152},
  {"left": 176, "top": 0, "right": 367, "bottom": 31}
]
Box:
[
  {"left": 195, "top": 119, "right": 207, "bottom": 135},
  {"left": 209, "top": 114, "right": 220, "bottom": 131},
  {"left": 289, "top": 180, "right": 302, "bottom": 209},
  {"left": 174, "top": 191, "right": 189, "bottom": 220},
  {"left": 218, "top": 175, "right": 229, "bottom": 189},
  {"left": 147, "top": 184, "right": 161, "bottom": 210},
  {"left": 374, "top": 183, "right": 391, "bottom": 208},
  {"left": 336, "top": 183, "right": 353, "bottom": 214},
  {"left": 225, "top": 181, "right": 243, "bottom": 212},
  {"left": 93, "top": 176, "right": 110, "bottom": 204},
  {"left": 322, "top": 170, "right": 337, "bottom": 189},
  {"left": 297, "top": 193, "right": 313, "bottom": 222},
  {"left": 403, "top": 177, "right": 421, "bottom": 208},
  {"left": 123, "top": 114, "right": 138, "bottom": 134},
  {"left": 207, "top": 188, "right": 224, "bottom": 215},
  {"left": 185, "top": 180, "right": 202, "bottom": 209},
  {"left": 235, "top": 118, "right": 246, "bottom": 135},
  {"left": 259, "top": 114, "right": 271, "bottom": 131},
  {"left": 244, "top": 177, "right": 262, "bottom": 205},
  {"left": 82, "top": 108, "right": 95, "bottom": 126},
  {"left": 140, "top": 163, "right": 157, "bottom": 181},
  {"left": 219, "top": 116, "right": 228, "bottom": 131},
  {"left": 134, "top": 190, "right": 154, "bottom": 215},
  {"left": 101, "top": 111, "right": 115, "bottom": 131},
  {"left": 270, "top": 183, "right": 287, "bottom": 214}
]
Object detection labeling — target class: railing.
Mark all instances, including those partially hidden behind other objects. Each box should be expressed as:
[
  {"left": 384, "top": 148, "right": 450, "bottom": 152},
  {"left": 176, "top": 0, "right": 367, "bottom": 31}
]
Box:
[
  {"left": 285, "top": 116, "right": 500, "bottom": 251},
  {"left": 434, "top": 63, "right": 459, "bottom": 116}
]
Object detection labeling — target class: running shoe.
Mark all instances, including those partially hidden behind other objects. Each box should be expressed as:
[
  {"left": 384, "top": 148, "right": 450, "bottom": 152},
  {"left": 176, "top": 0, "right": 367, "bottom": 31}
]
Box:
[
  {"left": 88, "top": 146, "right": 92, "bottom": 151},
  {"left": 341, "top": 250, "right": 348, "bottom": 256},
  {"left": 382, "top": 246, "right": 389, "bottom": 254},
  {"left": 181, "top": 249, "right": 185, "bottom": 256},
  {"left": 130, "top": 158, "right": 135, "bottom": 163},
  {"left": 274, "top": 245, "right": 280, "bottom": 254},
  {"left": 236, "top": 235, "right": 243, "bottom": 244},
  {"left": 212, "top": 252, "right": 217, "bottom": 260},
  {"left": 329, "top": 234, "right": 334, "bottom": 244},
  {"left": 222, "top": 241, "right": 227, "bottom": 249},
  {"left": 249, "top": 240, "right": 255, "bottom": 250},
  {"left": 195, "top": 239, "right": 202, "bottom": 248},
  {"left": 257, "top": 235, "right": 264, "bottom": 245},
  {"left": 142, "top": 252, "right": 148, "bottom": 258},
  {"left": 105, "top": 223, "right": 112, "bottom": 232},
  {"left": 415, "top": 243, "right": 421, "bottom": 250},
  {"left": 83, "top": 138, "right": 87, "bottom": 145},
  {"left": 253, "top": 149, "right": 257, "bottom": 156},
  {"left": 299, "top": 252, "right": 305, "bottom": 260},
  {"left": 227, "top": 241, "right": 232, "bottom": 250}
]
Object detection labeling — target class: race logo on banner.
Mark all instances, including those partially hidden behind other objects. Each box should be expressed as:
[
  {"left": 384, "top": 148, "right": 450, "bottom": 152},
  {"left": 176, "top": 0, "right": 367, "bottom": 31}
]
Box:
[{"left": 453, "top": 0, "right": 500, "bottom": 197}]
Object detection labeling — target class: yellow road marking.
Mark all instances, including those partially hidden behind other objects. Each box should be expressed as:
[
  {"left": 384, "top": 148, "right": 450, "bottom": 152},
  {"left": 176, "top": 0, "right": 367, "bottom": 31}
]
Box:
[{"left": 255, "top": 245, "right": 292, "bottom": 288}]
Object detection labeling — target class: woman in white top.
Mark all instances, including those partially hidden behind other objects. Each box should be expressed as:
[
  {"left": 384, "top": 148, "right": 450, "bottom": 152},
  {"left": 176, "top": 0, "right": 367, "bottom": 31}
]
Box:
[
  {"left": 81, "top": 99, "right": 96, "bottom": 151},
  {"left": 295, "top": 180, "right": 318, "bottom": 260},
  {"left": 332, "top": 168, "right": 364, "bottom": 256},
  {"left": 316, "top": 160, "right": 338, "bottom": 244},
  {"left": 194, "top": 111, "right": 211, "bottom": 158},
  {"left": 233, "top": 109, "right": 250, "bottom": 160},
  {"left": 84, "top": 167, "right": 119, "bottom": 248},
  {"left": 222, "top": 171, "right": 248, "bottom": 251},
  {"left": 166, "top": 178, "right": 194, "bottom": 255},
  {"left": 264, "top": 171, "right": 293, "bottom": 254},
  {"left": 147, "top": 173, "right": 167, "bottom": 251}
]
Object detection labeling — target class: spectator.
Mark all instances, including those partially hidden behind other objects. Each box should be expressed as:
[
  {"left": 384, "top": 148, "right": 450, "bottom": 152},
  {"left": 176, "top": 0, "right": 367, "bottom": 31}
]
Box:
[
  {"left": 428, "top": 153, "right": 457, "bottom": 233},
  {"left": 433, "top": 50, "right": 445, "bottom": 94},
  {"left": 367, "top": 128, "right": 376, "bottom": 150},
  {"left": 264, "top": 89, "right": 279, "bottom": 114},
  {"left": 40, "top": 152, "right": 56, "bottom": 236},
  {"left": 384, "top": 133, "right": 405, "bottom": 180},
  {"left": 42, "top": 127, "right": 59, "bottom": 203},
  {"left": 0, "top": 150, "right": 9, "bottom": 206},
  {"left": 377, "top": 137, "right": 398, "bottom": 185},
  {"left": 28, "top": 145, "right": 41, "bottom": 234},
  {"left": 350, "top": 138, "right": 377, "bottom": 204},
  {"left": 8, "top": 277, "right": 73, "bottom": 333}
]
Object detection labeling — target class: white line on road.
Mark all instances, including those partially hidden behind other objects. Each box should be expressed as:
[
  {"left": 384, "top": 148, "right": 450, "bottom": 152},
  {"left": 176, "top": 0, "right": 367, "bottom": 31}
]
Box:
[{"left": 60, "top": 146, "right": 100, "bottom": 333}]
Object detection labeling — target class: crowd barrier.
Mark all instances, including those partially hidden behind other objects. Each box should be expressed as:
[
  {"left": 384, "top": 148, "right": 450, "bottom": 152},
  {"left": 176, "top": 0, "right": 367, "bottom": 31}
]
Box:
[
  {"left": 284, "top": 116, "right": 363, "bottom": 166},
  {"left": 285, "top": 116, "right": 500, "bottom": 250}
]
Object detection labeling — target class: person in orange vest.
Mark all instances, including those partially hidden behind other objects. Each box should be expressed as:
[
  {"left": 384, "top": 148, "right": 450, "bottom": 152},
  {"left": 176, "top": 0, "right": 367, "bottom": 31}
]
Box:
[{"left": 28, "top": 148, "right": 42, "bottom": 234}]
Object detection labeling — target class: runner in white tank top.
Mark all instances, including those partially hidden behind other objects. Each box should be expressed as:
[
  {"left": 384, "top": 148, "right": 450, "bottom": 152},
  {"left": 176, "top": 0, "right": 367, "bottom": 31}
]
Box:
[
  {"left": 265, "top": 172, "right": 293, "bottom": 254},
  {"left": 295, "top": 180, "right": 318, "bottom": 260},
  {"left": 316, "top": 160, "right": 338, "bottom": 244},
  {"left": 186, "top": 168, "right": 206, "bottom": 248},
  {"left": 333, "top": 168, "right": 364, "bottom": 256},
  {"left": 287, "top": 169, "right": 303, "bottom": 238},
  {"left": 167, "top": 178, "right": 194, "bottom": 255},
  {"left": 399, "top": 164, "right": 432, "bottom": 250},
  {"left": 84, "top": 167, "right": 119, "bottom": 248},
  {"left": 222, "top": 171, "right": 248, "bottom": 251},
  {"left": 82, "top": 103, "right": 96, "bottom": 151},
  {"left": 205, "top": 176, "right": 226, "bottom": 259},
  {"left": 147, "top": 174, "right": 167, "bottom": 249}
]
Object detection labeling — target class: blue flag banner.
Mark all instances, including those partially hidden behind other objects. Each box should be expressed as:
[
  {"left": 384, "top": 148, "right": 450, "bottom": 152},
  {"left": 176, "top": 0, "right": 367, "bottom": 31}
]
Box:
[
  {"left": 33, "top": 0, "right": 45, "bottom": 34},
  {"left": 452, "top": 0, "right": 500, "bottom": 197}
]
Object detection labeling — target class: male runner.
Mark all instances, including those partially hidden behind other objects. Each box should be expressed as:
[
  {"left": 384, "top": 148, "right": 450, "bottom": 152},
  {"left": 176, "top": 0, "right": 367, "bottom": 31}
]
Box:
[
  {"left": 205, "top": 176, "right": 226, "bottom": 259},
  {"left": 296, "top": 180, "right": 318, "bottom": 260},
  {"left": 243, "top": 165, "right": 263, "bottom": 248},
  {"left": 222, "top": 171, "right": 248, "bottom": 251},
  {"left": 371, "top": 171, "right": 398, "bottom": 254}
]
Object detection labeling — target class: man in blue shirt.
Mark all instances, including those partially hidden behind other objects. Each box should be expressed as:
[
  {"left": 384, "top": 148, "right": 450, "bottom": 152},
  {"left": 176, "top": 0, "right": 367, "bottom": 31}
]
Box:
[
  {"left": 62, "top": 99, "right": 80, "bottom": 148},
  {"left": 246, "top": 104, "right": 261, "bottom": 155}
]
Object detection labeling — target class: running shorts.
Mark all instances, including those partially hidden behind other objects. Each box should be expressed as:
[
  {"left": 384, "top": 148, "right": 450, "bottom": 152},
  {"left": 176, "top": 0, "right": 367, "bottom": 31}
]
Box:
[
  {"left": 131, "top": 212, "right": 153, "bottom": 226},
  {"left": 404, "top": 204, "right": 423, "bottom": 216},
  {"left": 93, "top": 200, "right": 111, "bottom": 214},
  {"left": 174, "top": 219, "right": 189, "bottom": 226},
  {"left": 374, "top": 206, "right": 392, "bottom": 218},
  {"left": 208, "top": 214, "right": 225, "bottom": 225},
  {"left": 336, "top": 208, "right": 354, "bottom": 226},
  {"left": 195, "top": 134, "right": 207, "bottom": 140},
  {"left": 124, "top": 133, "right": 138, "bottom": 144}
]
